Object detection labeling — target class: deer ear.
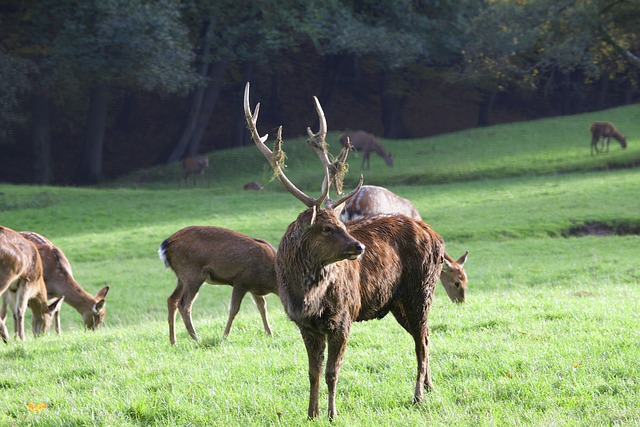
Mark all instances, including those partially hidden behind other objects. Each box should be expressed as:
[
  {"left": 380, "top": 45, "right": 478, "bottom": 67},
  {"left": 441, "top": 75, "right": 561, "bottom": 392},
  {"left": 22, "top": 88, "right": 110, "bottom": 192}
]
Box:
[
  {"left": 93, "top": 299, "right": 106, "bottom": 313},
  {"left": 457, "top": 251, "right": 469, "bottom": 266},
  {"left": 95, "top": 286, "right": 109, "bottom": 299},
  {"left": 443, "top": 257, "right": 453, "bottom": 272}
]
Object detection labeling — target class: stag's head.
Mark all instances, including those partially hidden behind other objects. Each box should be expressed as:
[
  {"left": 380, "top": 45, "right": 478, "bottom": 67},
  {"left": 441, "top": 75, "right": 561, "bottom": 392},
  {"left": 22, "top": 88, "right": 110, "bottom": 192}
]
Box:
[{"left": 244, "top": 83, "right": 365, "bottom": 266}]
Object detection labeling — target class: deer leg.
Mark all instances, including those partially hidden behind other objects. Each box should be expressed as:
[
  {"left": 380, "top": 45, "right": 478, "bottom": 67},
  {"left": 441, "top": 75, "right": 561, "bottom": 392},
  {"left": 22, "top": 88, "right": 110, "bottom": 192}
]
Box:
[
  {"left": 167, "top": 280, "right": 183, "bottom": 345},
  {"left": 14, "top": 287, "right": 28, "bottom": 341},
  {"left": 325, "top": 325, "right": 351, "bottom": 421},
  {"left": 54, "top": 306, "right": 61, "bottom": 335},
  {"left": 392, "top": 305, "right": 433, "bottom": 404},
  {"left": 178, "top": 281, "right": 201, "bottom": 342},
  {"left": 223, "top": 285, "right": 248, "bottom": 337},
  {"left": 300, "top": 328, "right": 326, "bottom": 419},
  {"left": 250, "top": 293, "right": 272, "bottom": 336}
]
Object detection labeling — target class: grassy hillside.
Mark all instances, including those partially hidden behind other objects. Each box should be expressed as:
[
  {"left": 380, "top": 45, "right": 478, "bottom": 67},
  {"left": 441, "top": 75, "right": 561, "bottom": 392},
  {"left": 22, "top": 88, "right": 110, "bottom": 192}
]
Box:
[{"left": 0, "top": 106, "right": 639, "bottom": 426}]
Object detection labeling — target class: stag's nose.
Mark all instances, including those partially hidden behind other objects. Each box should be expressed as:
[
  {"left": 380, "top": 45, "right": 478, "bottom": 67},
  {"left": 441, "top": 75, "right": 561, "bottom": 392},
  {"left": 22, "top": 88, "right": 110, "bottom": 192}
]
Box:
[{"left": 354, "top": 242, "right": 365, "bottom": 255}]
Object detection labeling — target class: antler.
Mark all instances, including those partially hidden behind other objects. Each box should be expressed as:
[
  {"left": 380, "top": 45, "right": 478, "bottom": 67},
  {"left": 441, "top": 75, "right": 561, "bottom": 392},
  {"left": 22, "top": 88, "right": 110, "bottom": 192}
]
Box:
[
  {"left": 244, "top": 82, "right": 329, "bottom": 208},
  {"left": 305, "top": 96, "right": 363, "bottom": 206}
]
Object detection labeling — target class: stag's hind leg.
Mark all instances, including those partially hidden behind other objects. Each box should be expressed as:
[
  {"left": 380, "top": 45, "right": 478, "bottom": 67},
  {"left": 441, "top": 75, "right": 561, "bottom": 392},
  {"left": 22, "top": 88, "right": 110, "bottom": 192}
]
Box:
[{"left": 391, "top": 302, "right": 434, "bottom": 404}]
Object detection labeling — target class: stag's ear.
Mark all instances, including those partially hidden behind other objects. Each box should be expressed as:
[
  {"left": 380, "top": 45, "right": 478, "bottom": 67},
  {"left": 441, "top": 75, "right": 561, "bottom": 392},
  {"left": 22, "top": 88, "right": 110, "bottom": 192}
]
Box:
[{"left": 330, "top": 202, "right": 346, "bottom": 219}]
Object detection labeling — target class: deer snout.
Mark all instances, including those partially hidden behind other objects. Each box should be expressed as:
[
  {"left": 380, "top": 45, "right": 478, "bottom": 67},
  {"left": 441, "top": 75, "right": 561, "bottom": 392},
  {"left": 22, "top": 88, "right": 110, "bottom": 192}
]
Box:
[{"left": 347, "top": 241, "right": 365, "bottom": 260}]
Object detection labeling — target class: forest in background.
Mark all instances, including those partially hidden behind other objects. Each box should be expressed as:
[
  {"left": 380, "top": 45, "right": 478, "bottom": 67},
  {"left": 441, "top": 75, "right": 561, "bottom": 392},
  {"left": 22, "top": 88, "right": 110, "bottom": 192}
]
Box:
[{"left": 1, "top": 0, "right": 639, "bottom": 185}]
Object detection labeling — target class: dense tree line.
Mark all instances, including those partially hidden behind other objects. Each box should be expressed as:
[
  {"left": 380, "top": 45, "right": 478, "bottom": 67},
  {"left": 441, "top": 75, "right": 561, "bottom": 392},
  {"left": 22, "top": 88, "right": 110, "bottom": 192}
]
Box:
[{"left": 1, "top": 0, "right": 638, "bottom": 185}]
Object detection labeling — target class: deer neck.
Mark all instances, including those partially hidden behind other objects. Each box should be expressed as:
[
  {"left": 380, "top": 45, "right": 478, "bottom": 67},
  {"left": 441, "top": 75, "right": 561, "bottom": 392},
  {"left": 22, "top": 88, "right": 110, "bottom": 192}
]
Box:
[{"left": 46, "top": 274, "right": 95, "bottom": 313}]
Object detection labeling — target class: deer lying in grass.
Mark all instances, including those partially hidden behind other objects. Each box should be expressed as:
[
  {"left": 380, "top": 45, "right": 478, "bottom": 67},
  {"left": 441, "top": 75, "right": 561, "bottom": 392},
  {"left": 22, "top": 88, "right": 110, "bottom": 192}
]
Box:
[
  {"left": 0, "top": 226, "right": 64, "bottom": 342},
  {"left": 590, "top": 121, "right": 627, "bottom": 155},
  {"left": 245, "top": 82, "right": 445, "bottom": 420},
  {"left": 18, "top": 231, "right": 109, "bottom": 331},
  {"left": 340, "top": 185, "right": 469, "bottom": 303},
  {"left": 181, "top": 156, "right": 209, "bottom": 186},
  {"left": 159, "top": 225, "right": 277, "bottom": 344},
  {"left": 339, "top": 131, "right": 393, "bottom": 169}
]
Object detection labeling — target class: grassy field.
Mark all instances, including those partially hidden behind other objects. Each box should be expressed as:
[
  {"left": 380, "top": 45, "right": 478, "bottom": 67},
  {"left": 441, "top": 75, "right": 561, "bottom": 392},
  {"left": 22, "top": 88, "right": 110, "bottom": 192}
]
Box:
[{"left": 1, "top": 105, "right": 639, "bottom": 426}]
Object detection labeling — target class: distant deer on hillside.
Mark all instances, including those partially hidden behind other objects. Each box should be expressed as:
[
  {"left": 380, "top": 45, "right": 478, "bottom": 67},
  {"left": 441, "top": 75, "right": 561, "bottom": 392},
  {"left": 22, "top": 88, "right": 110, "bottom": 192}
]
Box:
[
  {"left": 590, "top": 121, "right": 627, "bottom": 155},
  {"left": 339, "top": 131, "right": 393, "bottom": 169},
  {"left": 181, "top": 156, "right": 209, "bottom": 186}
]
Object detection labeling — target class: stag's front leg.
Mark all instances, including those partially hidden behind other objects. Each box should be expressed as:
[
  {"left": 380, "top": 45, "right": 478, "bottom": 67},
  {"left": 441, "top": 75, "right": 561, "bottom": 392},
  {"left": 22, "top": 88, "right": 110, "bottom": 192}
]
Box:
[
  {"left": 326, "top": 326, "right": 350, "bottom": 420},
  {"left": 300, "top": 328, "right": 326, "bottom": 419},
  {"left": 224, "top": 285, "right": 248, "bottom": 337}
]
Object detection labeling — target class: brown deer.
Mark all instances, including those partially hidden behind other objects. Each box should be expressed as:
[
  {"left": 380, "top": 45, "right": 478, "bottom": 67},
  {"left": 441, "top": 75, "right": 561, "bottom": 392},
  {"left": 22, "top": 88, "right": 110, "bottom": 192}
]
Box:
[
  {"left": 181, "top": 156, "right": 209, "bottom": 186},
  {"left": 340, "top": 185, "right": 469, "bottom": 303},
  {"left": 245, "top": 83, "right": 445, "bottom": 420},
  {"left": 339, "top": 131, "right": 393, "bottom": 169},
  {"left": 18, "top": 231, "right": 109, "bottom": 331},
  {"left": 159, "top": 225, "right": 277, "bottom": 344},
  {"left": 0, "top": 226, "right": 64, "bottom": 342},
  {"left": 590, "top": 121, "right": 627, "bottom": 155}
]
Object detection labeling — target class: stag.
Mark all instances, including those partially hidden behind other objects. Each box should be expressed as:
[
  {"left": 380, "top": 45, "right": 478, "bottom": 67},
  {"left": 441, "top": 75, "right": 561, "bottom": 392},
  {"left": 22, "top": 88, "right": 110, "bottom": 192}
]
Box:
[
  {"left": 18, "top": 231, "right": 109, "bottom": 331},
  {"left": 0, "top": 226, "right": 64, "bottom": 342},
  {"left": 339, "top": 131, "right": 393, "bottom": 169},
  {"left": 245, "top": 83, "right": 445, "bottom": 420},
  {"left": 590, "top": 121, "right": 627, "bottom": 155},
  {"left": 340, "top": 185, "right": 469, "bottom": 303},
  {"left": 159, "top": 225, "right": 277, "bottom": 344}
]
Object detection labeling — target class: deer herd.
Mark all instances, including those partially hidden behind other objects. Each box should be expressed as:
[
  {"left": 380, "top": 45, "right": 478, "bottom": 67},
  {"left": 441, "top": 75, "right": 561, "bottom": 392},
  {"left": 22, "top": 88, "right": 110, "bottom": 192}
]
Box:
[{"left": 1, "top": 83, "right": 632, "bottom": 420}]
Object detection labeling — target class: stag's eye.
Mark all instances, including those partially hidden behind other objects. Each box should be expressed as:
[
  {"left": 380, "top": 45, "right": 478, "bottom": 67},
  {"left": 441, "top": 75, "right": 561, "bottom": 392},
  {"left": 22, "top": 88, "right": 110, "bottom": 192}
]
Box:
[
  {"left": 455, "top": 282, "right": 461, "bottom": 288},
  {"left": 322, "top": 226, "right": 332, "bottom": 234}
]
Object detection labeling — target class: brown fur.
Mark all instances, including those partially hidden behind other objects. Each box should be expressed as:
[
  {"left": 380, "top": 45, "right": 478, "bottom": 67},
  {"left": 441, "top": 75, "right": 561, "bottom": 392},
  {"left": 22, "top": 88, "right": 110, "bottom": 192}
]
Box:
[
  {"left": 0, "top": 226, "right": 63, "bottom": 342},
  {"left": 339, "top": 131, "right": 393, "bottom": 169},
  {"left": 181, "top": 156, "right": 209, "bottom": 186},
  {"left": 340, "top": 185, "right": 468, "bottom": 303},
  {"left": 245, "top": 82, "right": 443, "bottom": 419},
  {"left": 277, "top": 208, "right": 444, "bottom": 419},
  {"left": 159, "top": 225, "right": 277, "bottom": 344},
  {"left": 19, "top": 231, "right": 109, "bottom": 331},
  {"left": 590, "top": 121, "right": 627, "bottom": 155}
]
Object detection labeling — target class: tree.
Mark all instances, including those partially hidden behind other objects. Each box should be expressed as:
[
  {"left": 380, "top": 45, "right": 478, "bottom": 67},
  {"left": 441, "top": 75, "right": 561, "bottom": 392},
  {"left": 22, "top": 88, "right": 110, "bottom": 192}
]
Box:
[{"left": 1, "top": 0, "right": 199, "bottom": 184}]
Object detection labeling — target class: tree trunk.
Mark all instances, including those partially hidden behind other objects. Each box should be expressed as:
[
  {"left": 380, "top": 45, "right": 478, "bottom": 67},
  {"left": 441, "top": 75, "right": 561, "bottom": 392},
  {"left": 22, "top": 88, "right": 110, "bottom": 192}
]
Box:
[
  {"left": 31, "top": 93, "right": 52, "bottom": 184},
  {"left": 185, "top": 61, "right": 227, "bottom": 156},
  {"left": 380, "top": 92, "right": 409, "bottom": 139},
  {"left": 476, "top": 89, "right": 496, "bottom": 127},
  {"left": 76, "top": 85, "right": 108, "bottom": 184},
  {"left": 232, "top": 62, "right": 255, "bottom": 148}
]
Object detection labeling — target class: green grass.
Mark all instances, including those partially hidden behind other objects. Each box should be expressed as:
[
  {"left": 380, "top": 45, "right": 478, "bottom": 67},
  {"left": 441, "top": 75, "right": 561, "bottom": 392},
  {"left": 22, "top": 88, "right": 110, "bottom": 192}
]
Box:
[{"left": 1, "top": 105, "right": 639, "bottom": 426}]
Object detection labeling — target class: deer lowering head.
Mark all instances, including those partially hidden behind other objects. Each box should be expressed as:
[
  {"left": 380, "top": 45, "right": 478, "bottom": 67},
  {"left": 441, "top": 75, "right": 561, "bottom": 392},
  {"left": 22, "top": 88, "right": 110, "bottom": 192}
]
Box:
[
  {"left": 19, "top": 231, "right": 109, "bottom": 331},
  {"left": 590, "top": 121, "right": 628, "bottom": 155},
  {"left": 0, "top": 226, "right": 64, "bottom": 342},
  {"left": 244, "top": 83, "right": 445, "bottom": 420},
  {"left": 339, "top": 131, "right": 393, "bottom": 169}
]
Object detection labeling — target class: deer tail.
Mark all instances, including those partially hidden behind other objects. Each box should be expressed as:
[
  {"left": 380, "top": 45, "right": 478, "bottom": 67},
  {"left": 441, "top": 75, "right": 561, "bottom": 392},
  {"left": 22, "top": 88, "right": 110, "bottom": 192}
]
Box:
[{"left": 158, "top": 239, "right": 171, "bottom": 269}]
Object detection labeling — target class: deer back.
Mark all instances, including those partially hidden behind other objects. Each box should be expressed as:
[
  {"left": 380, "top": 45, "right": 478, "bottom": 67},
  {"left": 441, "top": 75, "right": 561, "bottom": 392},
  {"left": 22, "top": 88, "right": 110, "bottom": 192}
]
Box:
[
  {"left": 341, "top": 185, "right": 422, "bottom": 222},
  {"left": 163, "top": 226, "right": 277, "bottom": 291}
]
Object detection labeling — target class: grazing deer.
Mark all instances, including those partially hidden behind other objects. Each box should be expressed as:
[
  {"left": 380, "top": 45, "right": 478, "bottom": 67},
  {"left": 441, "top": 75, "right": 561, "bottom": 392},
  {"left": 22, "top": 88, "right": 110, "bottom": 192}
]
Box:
[
  {"left": 243, "top": 181, "right": 264, "bottom": 191},
  {"left": 181, "top": 156, "right": 209, "bottom": 186},
  {"left": 18, "top": 231, "right": 109, "bottom": 331},
  {"left": 340, "top": 185, "right": 469, "bottom": 303},
  {"left": 590, "top": 121, "right": 627, "bottom": 155},
  {"left": 245, "top": 83, "right": 444, "bottom": 420},
  {"left": 0, "top": 226, "right": 64, "bottom": 342},
  {"left": 159, "top": 225, "right": 277, "bottom": 344},
  {"left": 339, "top": 131, "right": 393, "bottom": 169}
]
